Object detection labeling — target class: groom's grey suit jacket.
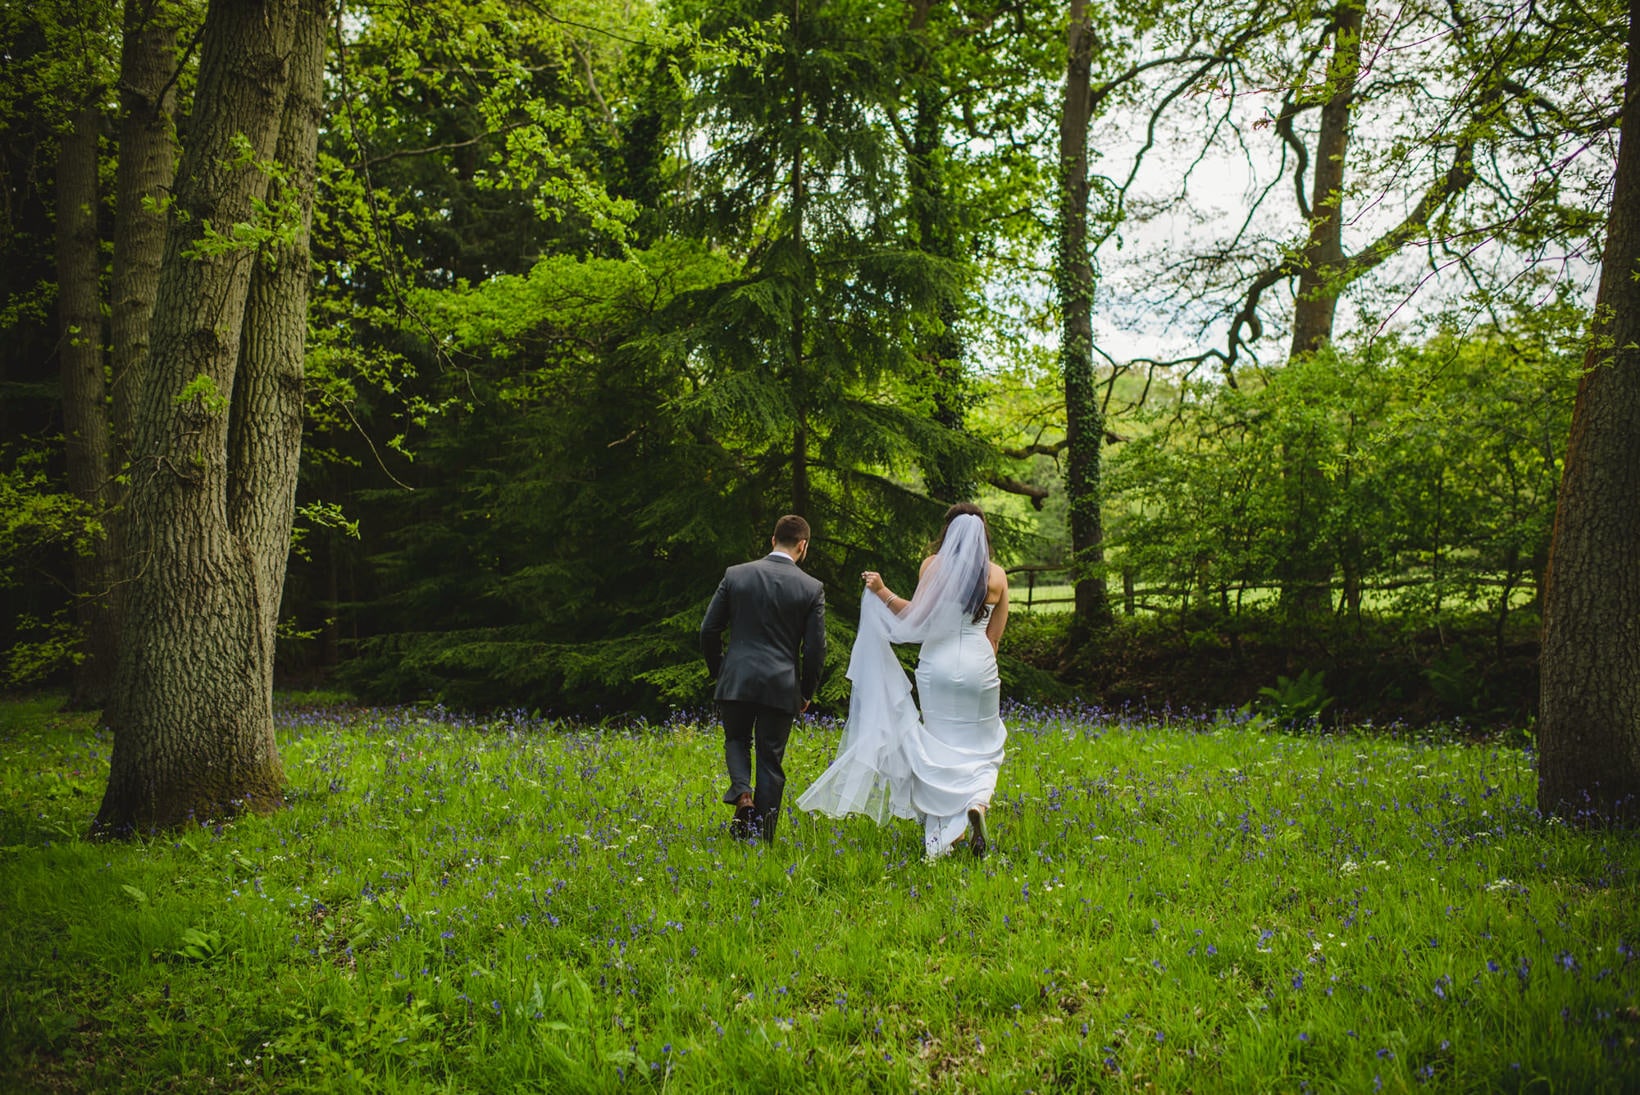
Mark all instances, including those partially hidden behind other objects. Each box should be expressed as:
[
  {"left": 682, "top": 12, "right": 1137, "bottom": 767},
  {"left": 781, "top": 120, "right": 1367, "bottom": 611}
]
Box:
[{"left": 701, "top": 554, "right": 826, "bottom": 714}]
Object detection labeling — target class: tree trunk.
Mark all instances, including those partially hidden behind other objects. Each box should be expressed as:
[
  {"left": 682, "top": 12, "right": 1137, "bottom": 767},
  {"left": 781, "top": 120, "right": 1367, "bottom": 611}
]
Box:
[
  {"left": 1280, "top": 3, "right": 1362, "bottom": 620},
  {"left": 111, "top": 2, "right": 181, "bottom": 462},
  {"left": 788, "top": 1, "right": 810, "bottom": 522},
  {"left": 99, "top": 1, "right": 183, "bottom": 708},
  {"left": 1058, "top": 0, "right": 1111, "bottom": 630},
  {"left": 56, "top": 101, "right": 118, "bottom": 710},
  {"left": 95, "top": 0, "right": 323, "bottom": 837},
  {"left": 1537, "top": 0, "right": 1640, "bottom": 824},
  {"left": 908, "top": 0, "right": 972, "bottom": 503},
  {"left": 231, "top": 0, "right": 325, "bottom": 677},
  {"left": 1289, "top": 2, "right": 1361, "bottom": 359}
]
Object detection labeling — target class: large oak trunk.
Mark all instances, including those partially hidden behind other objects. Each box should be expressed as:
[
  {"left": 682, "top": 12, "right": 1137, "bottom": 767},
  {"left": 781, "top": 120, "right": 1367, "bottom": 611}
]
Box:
[
  {"left": 89, "top": 3, "right": 184, "bottom": 710},
  {"left": 1537, "top": 0, "right": 1640, "bottom": 823},
  {"left": 232, "top": 2, "right": 324, "bottom": 659},
  {"left": 1058, "top": 0, "right": 1111, "bottom": 630},
  {"left": 56, "top": 102, "right": 119, "bottom": 709},
  {"left": 95, "top": 0, "right": 326, "bottom": 836}
]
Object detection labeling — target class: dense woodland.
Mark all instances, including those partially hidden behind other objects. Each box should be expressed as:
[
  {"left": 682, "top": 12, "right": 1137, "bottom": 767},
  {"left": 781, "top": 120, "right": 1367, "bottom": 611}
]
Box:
[{"left": 1, "top": 0, "right": 1636, "bottom": 829}]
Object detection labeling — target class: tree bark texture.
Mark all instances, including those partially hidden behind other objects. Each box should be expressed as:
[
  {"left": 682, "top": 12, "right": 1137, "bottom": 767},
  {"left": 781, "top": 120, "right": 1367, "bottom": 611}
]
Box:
[
  {"left": 1289, "top": 2, "right": 1361, "bottom": 359},
  {"left": 1057, "top": 0, "right": 1111, "bottom": 629},
  {"left": 1280, "top": 3, "right": 1362, "bottom": 619},
  {"left": 231, "top": 0, "right": 325, "bottom": 666},
  {"left": 1537, "top": 0, "right": 1640, "bottom": 824},
  {"left": 56, "top": 101, "right": 119, "bottom": 709},
  {"left": 96, "top": 2, "right": 183, "bottom": 709},
  {"left": 112, "top": 1, "right": 181, "bottom": 465},
  {"left": 96, "top": 0, "right": 325, "bottom": 836}
]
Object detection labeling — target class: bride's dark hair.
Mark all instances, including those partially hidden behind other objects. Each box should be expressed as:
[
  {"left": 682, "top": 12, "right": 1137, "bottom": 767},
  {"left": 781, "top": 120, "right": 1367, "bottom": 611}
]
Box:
[{"left": 929, "top": 502, "right": 992, "bottom": 622}]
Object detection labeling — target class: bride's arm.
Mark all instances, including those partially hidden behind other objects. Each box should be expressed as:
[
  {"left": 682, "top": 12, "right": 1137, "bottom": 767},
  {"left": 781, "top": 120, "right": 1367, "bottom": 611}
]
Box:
[
  {"left": 986, "top": 567, "right": 1010, "bottom": 653},
  {"left": 862, "top": 557, "right": 935, "bottom": 617}
]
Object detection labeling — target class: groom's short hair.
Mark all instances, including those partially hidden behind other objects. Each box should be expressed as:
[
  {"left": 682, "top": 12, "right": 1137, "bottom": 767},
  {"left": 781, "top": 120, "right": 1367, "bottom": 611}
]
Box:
[{"left": 772, "top": 514, "right": 810, "bottom": 546}]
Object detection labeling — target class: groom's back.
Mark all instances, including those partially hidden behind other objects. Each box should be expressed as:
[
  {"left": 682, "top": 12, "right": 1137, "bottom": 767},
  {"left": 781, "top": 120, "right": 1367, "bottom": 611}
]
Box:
[{"left": 701, "top": 556, "right": 826, "bottom": 713}]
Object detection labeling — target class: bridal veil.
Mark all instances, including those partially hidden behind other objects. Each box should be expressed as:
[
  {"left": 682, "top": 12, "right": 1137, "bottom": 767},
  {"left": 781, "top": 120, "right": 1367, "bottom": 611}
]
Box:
[{"left": 795, "top": 514, "right": 992, "bottom": 822}]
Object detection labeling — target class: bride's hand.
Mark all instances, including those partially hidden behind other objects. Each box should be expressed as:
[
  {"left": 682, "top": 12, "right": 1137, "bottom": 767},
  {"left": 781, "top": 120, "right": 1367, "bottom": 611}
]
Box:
[{"left": 861, "top": 570, "right": 884, "bottom": 593}]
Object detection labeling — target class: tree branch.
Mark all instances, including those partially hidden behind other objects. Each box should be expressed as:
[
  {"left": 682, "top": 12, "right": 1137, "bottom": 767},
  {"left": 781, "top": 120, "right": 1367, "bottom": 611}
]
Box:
[
  {"left": 986, "top": 474, "right": 1049, "bottom": 509},
  {"left": 1340, "top": 131, "right": 1479, "bottom": 283},
  {"left": 1274, "top": 93, "right": 1316, "bottom": 222},
  {"left": 357, "top": 123, "right": 531, "bottom": 168},
  {"left": 999, "top": 425, "right": 1125, "bottom": 461}
]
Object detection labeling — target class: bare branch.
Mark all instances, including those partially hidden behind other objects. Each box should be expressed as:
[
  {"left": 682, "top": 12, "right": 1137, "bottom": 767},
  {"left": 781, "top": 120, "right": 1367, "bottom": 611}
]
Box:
[
  {"left": 1274, "top": 93, "right": 1317, "bottom": 222},
  {"left": 1339, "top": 131, "right": 1480, "bottom": 283}
]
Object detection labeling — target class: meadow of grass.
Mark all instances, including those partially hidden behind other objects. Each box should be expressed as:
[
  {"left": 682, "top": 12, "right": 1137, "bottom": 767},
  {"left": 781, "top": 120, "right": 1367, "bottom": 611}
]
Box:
[{"left": 1, "top": 694, "right": 1637, "bottom": 1093}]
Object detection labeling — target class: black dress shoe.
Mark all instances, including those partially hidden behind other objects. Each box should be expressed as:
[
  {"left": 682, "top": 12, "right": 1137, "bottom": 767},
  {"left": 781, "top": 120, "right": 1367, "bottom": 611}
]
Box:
[{"left": 730, "top": 803, "right": 755, "bottom": 838}]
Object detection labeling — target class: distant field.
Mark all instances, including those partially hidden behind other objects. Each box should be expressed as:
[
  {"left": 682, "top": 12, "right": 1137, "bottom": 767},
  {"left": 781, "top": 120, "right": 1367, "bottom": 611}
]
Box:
[
  {"left": 1010, "top": 581, "right": 1075, "bottom": 612},
  {"left": 3, "top": 696, "right": 1635, "bottom": 1091}
]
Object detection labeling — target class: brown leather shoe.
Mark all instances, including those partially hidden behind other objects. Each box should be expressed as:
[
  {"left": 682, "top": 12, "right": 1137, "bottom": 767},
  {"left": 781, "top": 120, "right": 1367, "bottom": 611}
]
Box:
[{"left": 730, "top": 793, "right": 755, "bottom": 839}]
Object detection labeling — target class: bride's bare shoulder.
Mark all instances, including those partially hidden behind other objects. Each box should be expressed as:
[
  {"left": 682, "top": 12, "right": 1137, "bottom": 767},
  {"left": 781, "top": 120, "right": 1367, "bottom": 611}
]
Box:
[{"left": 919, "top": 555, "right": 937, "bottom": 575}]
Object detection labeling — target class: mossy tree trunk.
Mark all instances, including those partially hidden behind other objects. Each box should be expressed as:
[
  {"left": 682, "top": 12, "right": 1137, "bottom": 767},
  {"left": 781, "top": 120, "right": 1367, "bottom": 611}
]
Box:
[
  {"left": 1058, "top": 0, "right": 1111, "bottom": 631},
  {"left": 95, "top": 0, "right": 327, "bottom": 837}
]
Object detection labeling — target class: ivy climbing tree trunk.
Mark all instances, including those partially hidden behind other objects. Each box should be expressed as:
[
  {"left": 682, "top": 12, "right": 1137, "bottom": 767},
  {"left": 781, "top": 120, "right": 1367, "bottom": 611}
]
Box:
[
  {"left": 1537, "top": 0, "right": 1640, "bottom": 824},
  {"left": 95, "top": 0, "right": 327, "bottom": 837},
  {"left": 56, "top": 100, "right": 118, "bottom": 709},
  {"left": 1057, "top": 0, "right": 1111, "bottom": 630}
]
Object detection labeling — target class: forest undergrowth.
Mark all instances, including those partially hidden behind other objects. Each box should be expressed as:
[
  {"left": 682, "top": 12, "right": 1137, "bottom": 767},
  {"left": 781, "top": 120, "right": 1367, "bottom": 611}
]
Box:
[{"left": 1005, "top": 608, "right": 1544, "bottom": 736}]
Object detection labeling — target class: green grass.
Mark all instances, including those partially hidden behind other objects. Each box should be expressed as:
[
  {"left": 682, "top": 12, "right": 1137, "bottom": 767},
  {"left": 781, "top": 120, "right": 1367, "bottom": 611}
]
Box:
[{"left": 2, "top": 696, "right": 1637, "bottom": 1092}]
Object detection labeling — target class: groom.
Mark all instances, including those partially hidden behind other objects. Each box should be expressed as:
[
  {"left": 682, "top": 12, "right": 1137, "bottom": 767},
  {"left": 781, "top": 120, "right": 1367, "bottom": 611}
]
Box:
[{"left": 700, "top": 514, "right": 826, "bottom": 842}]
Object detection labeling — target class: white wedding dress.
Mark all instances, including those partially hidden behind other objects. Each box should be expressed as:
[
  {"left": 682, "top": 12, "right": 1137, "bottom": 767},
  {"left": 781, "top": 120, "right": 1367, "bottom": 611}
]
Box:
[
  {"left": 906, "top": 603, "right": 1006, "bottom": 854},
  {"left": 796, "top": 515, "right": 1006, "bottom": 857}
]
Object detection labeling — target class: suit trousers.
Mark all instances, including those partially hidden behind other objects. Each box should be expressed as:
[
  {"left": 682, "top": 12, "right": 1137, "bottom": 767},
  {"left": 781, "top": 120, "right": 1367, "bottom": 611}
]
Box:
[{"left": 718, "top": 699, "right": 795, "bottom": 841}]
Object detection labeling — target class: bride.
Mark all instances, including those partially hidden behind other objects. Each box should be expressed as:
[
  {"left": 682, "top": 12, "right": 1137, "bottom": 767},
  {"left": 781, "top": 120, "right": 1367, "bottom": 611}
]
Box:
[{"left": 796, "top": 503, "right": 1010, "bottom": 858}]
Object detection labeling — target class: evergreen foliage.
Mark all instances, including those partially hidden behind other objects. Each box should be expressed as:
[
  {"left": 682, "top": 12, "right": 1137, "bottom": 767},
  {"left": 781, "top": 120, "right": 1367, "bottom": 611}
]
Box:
[{"left": 0, "top": 0, "right": 1623, "bottom": 728}]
